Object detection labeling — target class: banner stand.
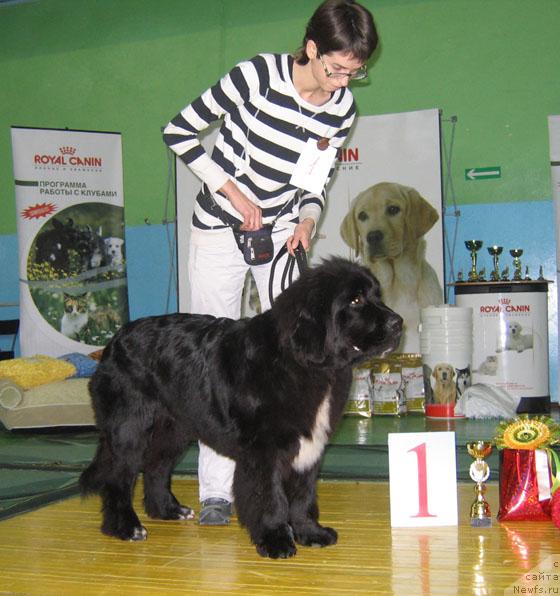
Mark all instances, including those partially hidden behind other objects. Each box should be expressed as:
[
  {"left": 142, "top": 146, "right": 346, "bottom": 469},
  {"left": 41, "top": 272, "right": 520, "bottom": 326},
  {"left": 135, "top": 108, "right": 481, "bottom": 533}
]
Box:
[{"left": 11, "top": 126, "right": 129, "bottom": 357}]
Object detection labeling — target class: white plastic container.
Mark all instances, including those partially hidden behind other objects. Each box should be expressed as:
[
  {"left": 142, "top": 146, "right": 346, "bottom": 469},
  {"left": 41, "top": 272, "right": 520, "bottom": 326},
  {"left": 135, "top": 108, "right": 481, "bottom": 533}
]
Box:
[
  {"left": 419, "top": 305, "right": 473, "bottom": 418},
  {"left": 455, "top": 281, "right": 550, "bottom": 413}
]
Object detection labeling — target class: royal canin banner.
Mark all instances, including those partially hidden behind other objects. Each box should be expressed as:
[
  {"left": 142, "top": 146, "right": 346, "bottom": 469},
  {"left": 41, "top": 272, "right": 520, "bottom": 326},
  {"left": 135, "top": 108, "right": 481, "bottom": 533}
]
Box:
[
  {"left": 10, "top": 127, "right": 129, "bottom": 357},
  {"left": 176, "top": 109, "right": 444, "bottom": 353}
]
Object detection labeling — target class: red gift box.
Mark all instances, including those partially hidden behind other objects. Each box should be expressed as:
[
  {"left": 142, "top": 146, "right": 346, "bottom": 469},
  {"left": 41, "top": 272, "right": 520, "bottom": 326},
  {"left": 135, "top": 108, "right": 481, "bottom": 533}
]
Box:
[{"left": 498, "top": 448, "right": 552, "bottom": 522}]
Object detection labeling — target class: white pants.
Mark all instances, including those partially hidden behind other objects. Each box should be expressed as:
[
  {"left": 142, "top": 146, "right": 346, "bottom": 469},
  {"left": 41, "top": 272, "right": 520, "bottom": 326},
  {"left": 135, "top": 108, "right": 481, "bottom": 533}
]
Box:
[{"left": 188, "top": 225, "right": 294, "bottom": 502}]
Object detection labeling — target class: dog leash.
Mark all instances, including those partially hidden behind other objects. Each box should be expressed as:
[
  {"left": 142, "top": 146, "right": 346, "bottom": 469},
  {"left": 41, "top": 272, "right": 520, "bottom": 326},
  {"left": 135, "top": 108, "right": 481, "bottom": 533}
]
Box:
[
  {"left": 198, "top": 186, "right": 308, "bottom": 305},
  {"left": 268, "top": 242, "right": 308, "bottom": 307}
]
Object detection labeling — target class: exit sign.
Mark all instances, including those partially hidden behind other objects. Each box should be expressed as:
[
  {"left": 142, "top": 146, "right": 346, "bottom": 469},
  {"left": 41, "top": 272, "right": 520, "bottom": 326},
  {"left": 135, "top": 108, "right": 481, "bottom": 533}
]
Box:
[{"left": 465, "top": 166, "right": 501, "bottom": 181}]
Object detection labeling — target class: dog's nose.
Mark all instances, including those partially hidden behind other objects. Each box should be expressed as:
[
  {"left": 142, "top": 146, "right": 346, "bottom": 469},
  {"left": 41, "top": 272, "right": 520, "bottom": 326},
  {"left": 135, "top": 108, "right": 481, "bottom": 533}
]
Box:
[
  {"left": 387, "top": 312, "right": 403, "bottom": 337},
  {"left": 367, "top": 230, "right": 384, "bottom": 246}
]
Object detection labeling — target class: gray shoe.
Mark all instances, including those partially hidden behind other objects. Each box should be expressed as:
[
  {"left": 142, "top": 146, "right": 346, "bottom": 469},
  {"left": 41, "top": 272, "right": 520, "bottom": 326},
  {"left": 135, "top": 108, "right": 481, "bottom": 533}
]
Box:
[{"left": 199, "top": 498, "right": 233, "bottom": 525}]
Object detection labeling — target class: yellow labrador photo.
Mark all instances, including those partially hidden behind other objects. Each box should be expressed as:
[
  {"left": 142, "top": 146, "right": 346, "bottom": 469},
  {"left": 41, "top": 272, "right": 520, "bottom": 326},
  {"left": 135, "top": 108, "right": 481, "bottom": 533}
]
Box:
[
  {"left": 432, "top": 362, "right": 457, "bottom": 405},
  {"left": 340, "top": 181, "right": 443, "bottom": 351}
]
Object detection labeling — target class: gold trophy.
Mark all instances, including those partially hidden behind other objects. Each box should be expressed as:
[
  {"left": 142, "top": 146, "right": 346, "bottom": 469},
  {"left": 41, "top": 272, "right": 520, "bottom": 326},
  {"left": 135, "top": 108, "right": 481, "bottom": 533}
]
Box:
[
  {"left": 487, "top": 246, "right": 503, "bottom": 281},
  {"left": 510, "top": 249, "right": 523, "bottom": 281},
  {"left": 466, "top": 441, "right": 493, "bottom": 527},
  {"left": 465, "top": 240, "right": 483, "bottom": 281}
]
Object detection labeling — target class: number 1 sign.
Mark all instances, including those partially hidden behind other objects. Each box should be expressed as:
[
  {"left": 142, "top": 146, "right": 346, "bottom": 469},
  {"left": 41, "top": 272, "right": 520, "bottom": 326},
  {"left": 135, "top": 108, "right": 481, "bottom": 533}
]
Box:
[{"left": 388, "top": 432, "right": 458, "bottom": 527}]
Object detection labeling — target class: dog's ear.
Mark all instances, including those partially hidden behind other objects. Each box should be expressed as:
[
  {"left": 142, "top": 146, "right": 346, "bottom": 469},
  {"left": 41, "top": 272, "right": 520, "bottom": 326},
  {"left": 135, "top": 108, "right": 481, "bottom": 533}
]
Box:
[
  {"left": 340, "top": 205, "right": 360, "bottom": 251},
  {"left": 274, "top": 278, "right": 328, "bottom": 365},
  {"left": 290, "top": 302, "right": 328, "bottom": 365},
  {"left": 404, "top": 188, "right": 439, "bottom": 239}
]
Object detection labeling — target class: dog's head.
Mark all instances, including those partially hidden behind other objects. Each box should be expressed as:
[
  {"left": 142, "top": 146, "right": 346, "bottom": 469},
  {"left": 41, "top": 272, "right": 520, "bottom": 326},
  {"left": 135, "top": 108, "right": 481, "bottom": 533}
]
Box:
[
  {"left": 507, "top": 321, "right": 522, "bottom": 336},
  {"left": 104, "top": 237, "right": 124, "bottom": 257},
  {"left": 432, "top": 363, "right": 455, "bottom": 385},
  {"left": 272, "top": 258, "right": 403, "bottom": 368},
  {"left": 456, "top": 366, "right": 470, "bottom": 379},
  {"left": 34, "top": 218, "right": 73, "bottom": 271},
  {"left": 340, "top": 182, "right": 439, "bottom": 262}
]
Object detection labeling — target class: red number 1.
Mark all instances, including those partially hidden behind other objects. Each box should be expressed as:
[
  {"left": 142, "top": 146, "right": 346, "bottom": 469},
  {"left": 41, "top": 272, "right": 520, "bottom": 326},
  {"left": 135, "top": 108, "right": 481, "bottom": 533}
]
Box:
[{"left": 408, "top": 442, "right": 436, "bottom": 518}]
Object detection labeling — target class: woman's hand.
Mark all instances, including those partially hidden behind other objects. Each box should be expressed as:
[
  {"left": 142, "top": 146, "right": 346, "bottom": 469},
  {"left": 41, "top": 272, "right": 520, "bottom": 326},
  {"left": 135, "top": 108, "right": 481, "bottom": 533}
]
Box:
[
  {"left": 220, "top": 180, "right": 262, "bottom": 231},
  {"left": 286, "top": 218, "right": 315, "bottom": 256}
]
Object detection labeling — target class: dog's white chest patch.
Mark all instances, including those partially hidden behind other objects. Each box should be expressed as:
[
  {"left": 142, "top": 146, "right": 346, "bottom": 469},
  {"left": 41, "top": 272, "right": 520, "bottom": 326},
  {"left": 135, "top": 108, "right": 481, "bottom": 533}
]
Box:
[{"left": 292, "top": 395, "right": 331, "bottom": 473}]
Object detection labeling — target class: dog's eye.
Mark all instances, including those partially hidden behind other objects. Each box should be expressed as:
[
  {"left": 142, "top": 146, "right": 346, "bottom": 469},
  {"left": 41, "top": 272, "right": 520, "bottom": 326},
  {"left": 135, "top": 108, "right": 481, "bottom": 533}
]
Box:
[
  {"left": 386, "top": 205, "right": 401, "bottom": 216},
  {"left": 350, "top": 294, "right": 365, "bottom": 306},
  {"left": 357, "top": 211, "right": 368, "bottom": 222}
]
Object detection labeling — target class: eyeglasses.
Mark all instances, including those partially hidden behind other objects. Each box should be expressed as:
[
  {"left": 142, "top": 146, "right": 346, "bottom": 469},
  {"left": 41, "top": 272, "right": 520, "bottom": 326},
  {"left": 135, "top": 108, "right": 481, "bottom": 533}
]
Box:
[{"left": 318, "top": 54, "right": 368, "bottom": 81}]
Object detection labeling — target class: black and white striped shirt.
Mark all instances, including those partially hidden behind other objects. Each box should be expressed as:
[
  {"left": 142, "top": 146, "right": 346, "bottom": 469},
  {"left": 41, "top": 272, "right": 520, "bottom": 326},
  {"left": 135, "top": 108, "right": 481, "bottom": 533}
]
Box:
[{"left": 163, "top": 53, "right": 356, "bottom": 231}]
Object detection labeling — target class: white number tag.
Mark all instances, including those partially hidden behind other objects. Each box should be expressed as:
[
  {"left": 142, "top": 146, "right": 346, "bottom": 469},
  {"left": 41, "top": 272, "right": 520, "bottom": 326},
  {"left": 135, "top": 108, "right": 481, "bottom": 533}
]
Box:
[
  {"left": 388, "top": 431, "right": 458, "bottom": 527},
  {"left": 290, "top": 138, "right": 337, "bottom": 195}
]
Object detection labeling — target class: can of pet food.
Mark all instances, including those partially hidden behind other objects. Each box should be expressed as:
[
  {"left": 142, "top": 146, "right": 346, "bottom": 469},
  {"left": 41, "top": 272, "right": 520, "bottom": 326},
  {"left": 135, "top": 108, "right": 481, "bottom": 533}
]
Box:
[
  {"left": 455, "top": 281, "right": 550, "bottom": 413},
  {"left": 419, "top": 305, "right": 473, "bottom": 418}
]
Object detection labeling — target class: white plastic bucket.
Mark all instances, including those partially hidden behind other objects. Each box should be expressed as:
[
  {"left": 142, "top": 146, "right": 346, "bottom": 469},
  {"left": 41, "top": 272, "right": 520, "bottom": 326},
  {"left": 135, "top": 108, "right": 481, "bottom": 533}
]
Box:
[{"left": 420, "top": 305, "right": 473, "bottom": 418}]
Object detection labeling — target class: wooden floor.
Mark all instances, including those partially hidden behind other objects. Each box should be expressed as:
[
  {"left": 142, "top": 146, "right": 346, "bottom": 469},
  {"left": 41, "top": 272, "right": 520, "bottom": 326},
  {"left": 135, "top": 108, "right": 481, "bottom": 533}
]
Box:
[{"left": 1, "top": 478, "right": 558, "bottom": 595}]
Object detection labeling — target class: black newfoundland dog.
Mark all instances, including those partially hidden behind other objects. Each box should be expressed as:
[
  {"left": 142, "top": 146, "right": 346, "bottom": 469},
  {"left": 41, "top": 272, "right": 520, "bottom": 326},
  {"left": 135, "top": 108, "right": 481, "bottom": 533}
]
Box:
[{"left": 80, "top": 257, "right": 402, "bottom": 558}]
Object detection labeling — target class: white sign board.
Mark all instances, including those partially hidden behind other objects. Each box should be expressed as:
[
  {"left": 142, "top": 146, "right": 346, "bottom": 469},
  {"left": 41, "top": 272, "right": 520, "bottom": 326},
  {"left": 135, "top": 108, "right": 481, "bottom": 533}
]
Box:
[
  {"left": 548, "top": 115, "right": 560, "bottom": 403},
  {"left": 388, "top": 431, "right": 458, "bottom": 527}
]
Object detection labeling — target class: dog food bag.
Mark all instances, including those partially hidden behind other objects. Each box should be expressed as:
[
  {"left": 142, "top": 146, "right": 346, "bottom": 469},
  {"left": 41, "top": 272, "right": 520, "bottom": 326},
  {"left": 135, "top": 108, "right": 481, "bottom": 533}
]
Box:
[
  {"left": 371, "top": 359, "right": 406, "bottom": 416},
  {"left": 345, "top": 362, "right": 373, "bottom": 417},
  {"left": 392, "top": 354, "right": 425, "bottom": 413}
]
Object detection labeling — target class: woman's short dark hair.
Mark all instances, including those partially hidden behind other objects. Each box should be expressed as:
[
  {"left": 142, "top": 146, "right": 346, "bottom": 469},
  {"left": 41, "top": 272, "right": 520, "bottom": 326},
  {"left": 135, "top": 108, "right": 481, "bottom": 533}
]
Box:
[{"left": 294, "top": 0, "right": 378, "bottom": 65}]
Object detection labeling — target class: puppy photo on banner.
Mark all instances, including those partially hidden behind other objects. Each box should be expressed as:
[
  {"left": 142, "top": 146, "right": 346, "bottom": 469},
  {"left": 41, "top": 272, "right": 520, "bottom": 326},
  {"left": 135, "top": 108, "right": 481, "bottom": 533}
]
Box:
[{"left": 313, "top": 109, "right": 445, "bottom": 353}]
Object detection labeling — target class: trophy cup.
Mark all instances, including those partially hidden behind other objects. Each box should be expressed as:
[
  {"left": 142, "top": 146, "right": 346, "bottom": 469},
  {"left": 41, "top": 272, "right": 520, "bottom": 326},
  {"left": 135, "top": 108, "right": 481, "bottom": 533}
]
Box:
[
  {"left": 465, "top": 240, "right": 483, "bottom": 282},
  {"left": 510, "top": 249, "right": 523, "bottom": 281},
  {"left": 487, "top": 246, "right": 503, "bottom": 281},
  {"left": 467, "top": 441, "right": 493, "bottom": 527}
]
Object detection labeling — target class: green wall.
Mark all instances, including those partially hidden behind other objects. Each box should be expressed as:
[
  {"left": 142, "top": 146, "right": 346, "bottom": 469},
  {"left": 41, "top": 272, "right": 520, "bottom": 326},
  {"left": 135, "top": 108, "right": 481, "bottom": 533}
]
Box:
[{"left": 1, "top": 0, "right": 559, "bottom": 235}]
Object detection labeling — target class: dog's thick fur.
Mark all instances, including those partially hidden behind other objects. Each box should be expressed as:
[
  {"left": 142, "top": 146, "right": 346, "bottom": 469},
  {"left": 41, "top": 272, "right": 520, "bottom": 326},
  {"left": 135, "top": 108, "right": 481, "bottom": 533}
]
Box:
[
  {"left": 340, "top": 181, "right": 443, "bottom": 351},
  {"left": 80, "top": 258, "right": 402, "bottom": 559}
]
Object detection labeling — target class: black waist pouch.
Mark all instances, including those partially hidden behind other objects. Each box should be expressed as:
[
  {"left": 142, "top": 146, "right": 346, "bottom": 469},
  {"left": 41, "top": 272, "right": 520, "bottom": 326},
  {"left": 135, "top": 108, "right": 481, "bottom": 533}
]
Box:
[
  {"left": 197, "top": 188, "right": 275, "bottom": 266},
  {"left": 232, "top": 225, "right": 274, "bottom": 265}
]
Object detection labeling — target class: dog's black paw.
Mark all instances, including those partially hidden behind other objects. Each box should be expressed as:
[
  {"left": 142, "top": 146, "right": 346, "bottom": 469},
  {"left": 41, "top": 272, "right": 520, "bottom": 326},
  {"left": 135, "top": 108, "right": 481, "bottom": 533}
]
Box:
[
  {"left": 177, "top": 505, "right": 195, "bottom": 520},
  {"left": 294, "top": 524, "right": 338, "bottom": 548},
  {"left": 146, "top": 501, "right": 195, "bottom": 521},
  {"left": 255, "top": 526, "right": 297, "bottom": 559},
  {"left": 102, "top": 521, "right": 148, "bottom": 541}
]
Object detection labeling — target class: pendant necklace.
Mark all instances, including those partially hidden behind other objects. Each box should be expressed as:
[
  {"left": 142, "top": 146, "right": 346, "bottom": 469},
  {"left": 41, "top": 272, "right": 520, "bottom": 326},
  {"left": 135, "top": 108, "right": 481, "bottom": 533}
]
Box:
[{"left": 295, "top": 102, "right": 331, "bottom": 151}]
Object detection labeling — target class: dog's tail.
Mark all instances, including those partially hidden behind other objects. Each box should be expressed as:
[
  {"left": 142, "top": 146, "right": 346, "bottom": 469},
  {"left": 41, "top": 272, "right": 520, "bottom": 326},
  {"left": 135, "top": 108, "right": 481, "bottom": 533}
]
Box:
[{"left": 79, "top": 435, "right": 110, "bottom": 496}]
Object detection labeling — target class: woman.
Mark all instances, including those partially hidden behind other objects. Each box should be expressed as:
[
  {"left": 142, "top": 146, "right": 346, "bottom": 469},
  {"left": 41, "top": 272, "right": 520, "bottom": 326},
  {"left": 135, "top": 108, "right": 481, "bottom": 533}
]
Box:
[{"left": 163, "top": 0, "right": 378, "bottom": 525}]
